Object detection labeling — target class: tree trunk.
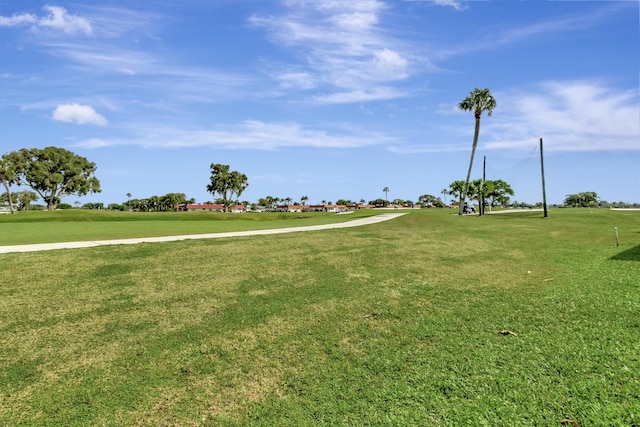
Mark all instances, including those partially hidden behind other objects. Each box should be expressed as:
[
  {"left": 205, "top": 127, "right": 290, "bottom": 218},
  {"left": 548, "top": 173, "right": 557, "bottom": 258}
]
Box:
[
  {"left": 459, "top": 115, "right": 482, "bottom": 215},
  {"left": 1, "top": 178, "right": 15, "bottom": 213},
  {"left": 46, "top": 195, "right": 58, "bottom": 210}
]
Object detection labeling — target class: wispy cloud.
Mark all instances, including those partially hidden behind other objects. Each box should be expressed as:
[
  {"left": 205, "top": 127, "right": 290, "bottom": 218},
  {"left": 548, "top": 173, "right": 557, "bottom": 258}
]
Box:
[
  {"left": 392, "top": 80, "right": 639, "bottom": 154},
  {"left": 0, "top": 5, "right": 92, "bottom": 35},
  {"left": 401, "top": 0, "right": 465, "bottom": 11},
  {"left": 52, "top": 103, "right": 108, "bottom": 126},
  {"left": 434, "top": 3, "right": 632, "bottom": 61},
  {"left": 74, "top": 120, "right": 396, "bottom": 150},
  {"left": 250, "top": 0, "right": 414, "bottom": 103},
  {"left": 485, "top": 80, "right": 639, "bottom": 152}
]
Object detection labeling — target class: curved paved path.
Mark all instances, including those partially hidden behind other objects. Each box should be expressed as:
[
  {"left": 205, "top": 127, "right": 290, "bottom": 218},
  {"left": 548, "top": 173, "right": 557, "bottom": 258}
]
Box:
[{"left": 0, "top": 213, "right": 407, "bottom": 254}]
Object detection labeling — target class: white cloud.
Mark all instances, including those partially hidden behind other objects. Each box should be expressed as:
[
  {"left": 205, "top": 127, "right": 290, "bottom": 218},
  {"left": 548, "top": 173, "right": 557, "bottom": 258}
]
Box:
[
  {"left": 52, "top": 103, "right": 108, "bottom": 126},
  {"left": 0, "top": 12, "right": 37, "bottom": 27},
  {"left": 398, "top": 80, "right": 638, "bottom": 155},
  {"left": 431, "top": 0, "right": 465, "bottom": 11},
  {"left": 484, "top": 81, "right": 639, "bottom": 152},
  {"left": 0, "top": 6, "right": 92, "bottom": 35},
  {"left": 250, "top": 0, "right": 413, "bottom": 103},
  {"left": 274, "top": 71, "right": 317, "bottom": 90},
  {"left": 313, "top": 87, "right": 407, "bottom": 103},
  {"left": 372, "top": 48, "right": 409, "bottom": 79},
  {"left": 396, "top": 0, "right": 465, "bottom": 11},
  {"left": 75, "top": 138, "right": 112, "bottom": 148}
]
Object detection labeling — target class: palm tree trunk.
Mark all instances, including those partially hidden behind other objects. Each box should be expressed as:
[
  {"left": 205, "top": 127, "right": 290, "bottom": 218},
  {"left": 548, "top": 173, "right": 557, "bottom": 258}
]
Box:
[{"left": 459, "top": 115, "right": 481, "bottom": 215}]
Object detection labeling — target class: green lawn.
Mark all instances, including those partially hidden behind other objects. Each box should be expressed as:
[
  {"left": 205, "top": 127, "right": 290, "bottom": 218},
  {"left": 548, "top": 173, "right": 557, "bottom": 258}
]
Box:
[
  {"left": 0, "top": 209, "right": 379, "bottom": 246},
  {"left": 1, "top": 208, "right": 638, "bottom": 426}
]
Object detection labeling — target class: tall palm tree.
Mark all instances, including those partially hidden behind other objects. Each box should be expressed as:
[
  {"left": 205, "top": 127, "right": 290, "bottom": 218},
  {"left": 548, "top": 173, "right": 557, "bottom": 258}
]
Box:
[
  {"left": 383, "top": 187, "right": 390, "bottom": 205},
  {"left": 457, "top": 87, "right": 496, "bottom": 215}
]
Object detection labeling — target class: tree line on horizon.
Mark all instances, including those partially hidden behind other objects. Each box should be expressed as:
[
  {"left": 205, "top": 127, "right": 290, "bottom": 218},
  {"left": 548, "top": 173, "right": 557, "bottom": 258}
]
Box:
[
  {"left": 2, "top": 89, "right": 637, "bottom": 214},
  {"left": 1, "top": 148, "right": 637, "bottom": 214}
]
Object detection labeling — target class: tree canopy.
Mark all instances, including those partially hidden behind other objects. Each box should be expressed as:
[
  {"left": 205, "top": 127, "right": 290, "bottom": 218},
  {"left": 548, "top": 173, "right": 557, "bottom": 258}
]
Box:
[
  {"left": 418, "top": 194, "right": 444, "bottom": 208},
  {"left": 564, "top": 192, "right": 599, "bottom": 208},
  {"left": 206, "top": 164, "right": 248, "bottom": 212},
  {"left": 123, "top": 193, "right": 192, "bottom": 212},
  {"left": 484, "top": 179, "right": 514, "bottom": 208},
  {"left": 6, "top": 147, "right": 101, "bottom": 210},
  {"left": 448, "top": 178, "right": 514, "bottom": 212}
]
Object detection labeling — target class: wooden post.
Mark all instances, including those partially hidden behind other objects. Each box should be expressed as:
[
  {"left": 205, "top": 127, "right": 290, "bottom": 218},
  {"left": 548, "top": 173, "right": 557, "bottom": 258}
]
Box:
[
  {"left": 540, "top": 138, "right": 548, "bottom": 218},
  {"left": 482, "top": 155, "right": 486, "bottom": 216}
]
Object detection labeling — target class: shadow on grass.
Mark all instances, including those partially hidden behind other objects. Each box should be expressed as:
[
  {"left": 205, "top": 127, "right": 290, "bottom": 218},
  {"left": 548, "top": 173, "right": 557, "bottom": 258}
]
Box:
[{"left": 610, "top": 245, "right": 640, "bottom": 261}]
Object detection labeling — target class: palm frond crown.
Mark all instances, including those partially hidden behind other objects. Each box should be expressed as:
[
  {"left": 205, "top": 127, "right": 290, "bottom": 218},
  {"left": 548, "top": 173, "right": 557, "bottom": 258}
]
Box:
[{"left": 458, "top": 87, "right": 497, "bottom": 118}]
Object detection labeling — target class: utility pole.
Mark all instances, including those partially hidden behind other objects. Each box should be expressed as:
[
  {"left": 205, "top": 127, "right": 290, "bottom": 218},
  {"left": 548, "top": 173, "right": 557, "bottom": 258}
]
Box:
[
  {"left": 481, "top": 155, "right": 486, "bottom": 216},
  {"left": 540, "top": 138, "right": 548, "bottom": 218}
]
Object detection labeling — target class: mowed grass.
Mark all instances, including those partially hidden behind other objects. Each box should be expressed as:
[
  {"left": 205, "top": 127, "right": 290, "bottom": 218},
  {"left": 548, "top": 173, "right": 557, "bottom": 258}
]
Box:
[
  {"left": 0, "top": 209, "right": 639, "bottom": 426},
  {"left": 0, "top": 209, "right": 379, "bottom": 246}
]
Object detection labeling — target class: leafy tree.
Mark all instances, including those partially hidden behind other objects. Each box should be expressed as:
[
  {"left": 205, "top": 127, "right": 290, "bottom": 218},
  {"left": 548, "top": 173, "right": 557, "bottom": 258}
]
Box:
[
  {"left": 159, "top": 193, "right": 188, "bottom": 211},
  {"left": 258, "top": 196, "right": 278, "bottom": 209},
  {"left": 457, "top": 88, "right": 497, "bottom": 215},
  {"left": 7, "top": 147, "right": 101, "bottom": 210},
  {"left": 15, "top": 190, "right": 38, "bottom": 211},
  {"left": 206, "top": 164, "right": 248, "bottom": 212},
  {"left": 484, "top": 179, "right": 514, "bottom": 208},
  {"left": 301, "top": 195, "right": 308, "bottom": 206},
  {"left": 336, "top": 199, "right": 354, "bottom": 205},
  {"left": 466, "top": 179, "right": 486, "bottom": 215},
  {"left": 0, "top": 155, "right": 18, "bottom": 213},
  {"left": 0, "top": 191, "right": 15, "bottom": 205},
  {"left": 368, "top": 198, "right": 387, "bottom": 207},
  {"left": 564, "top": 191, "right": 599, "bottom": 208},
  {"left": 418, "top": 194, "right": 444, "bottom": 208}
]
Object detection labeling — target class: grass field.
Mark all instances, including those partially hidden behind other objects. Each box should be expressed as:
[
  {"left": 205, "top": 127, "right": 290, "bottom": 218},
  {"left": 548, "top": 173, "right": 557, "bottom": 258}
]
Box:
[
  {"left": 0, "top": 209, "right": 380, "bottom": 246},
  {"left": 1, "top": 208, "right": 639, "bottom": 426}
]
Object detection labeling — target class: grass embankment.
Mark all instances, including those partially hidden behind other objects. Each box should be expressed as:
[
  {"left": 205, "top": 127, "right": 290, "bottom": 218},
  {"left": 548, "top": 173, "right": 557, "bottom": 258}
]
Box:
[
  {"left": 1, "top": 209, "right": 638, "bottom": 425},
  {"left": 0, "top": 209, "right": 379, "bottom": 246}
]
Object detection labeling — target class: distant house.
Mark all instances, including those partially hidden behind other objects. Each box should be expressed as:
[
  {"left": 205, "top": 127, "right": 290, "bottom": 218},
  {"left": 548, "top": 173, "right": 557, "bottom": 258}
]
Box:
[
  {"left": 230, "top": 205, "right": 247, "bottom": 213},
  {"left": 276, "top": 205, "right": 304, "bottom": 212}
]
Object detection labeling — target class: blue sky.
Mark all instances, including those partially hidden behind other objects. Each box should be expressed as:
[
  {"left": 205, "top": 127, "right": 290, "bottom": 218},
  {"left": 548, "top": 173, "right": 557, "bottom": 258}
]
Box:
[{"left": 1, "top": 0, "right": 638, "bottom": 206}]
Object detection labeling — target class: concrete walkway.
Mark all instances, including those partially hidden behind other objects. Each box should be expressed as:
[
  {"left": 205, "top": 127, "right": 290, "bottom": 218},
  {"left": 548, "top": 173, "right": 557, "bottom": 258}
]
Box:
[{"left": 0, "top": 213, "right": 407, "bottom": 254}]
